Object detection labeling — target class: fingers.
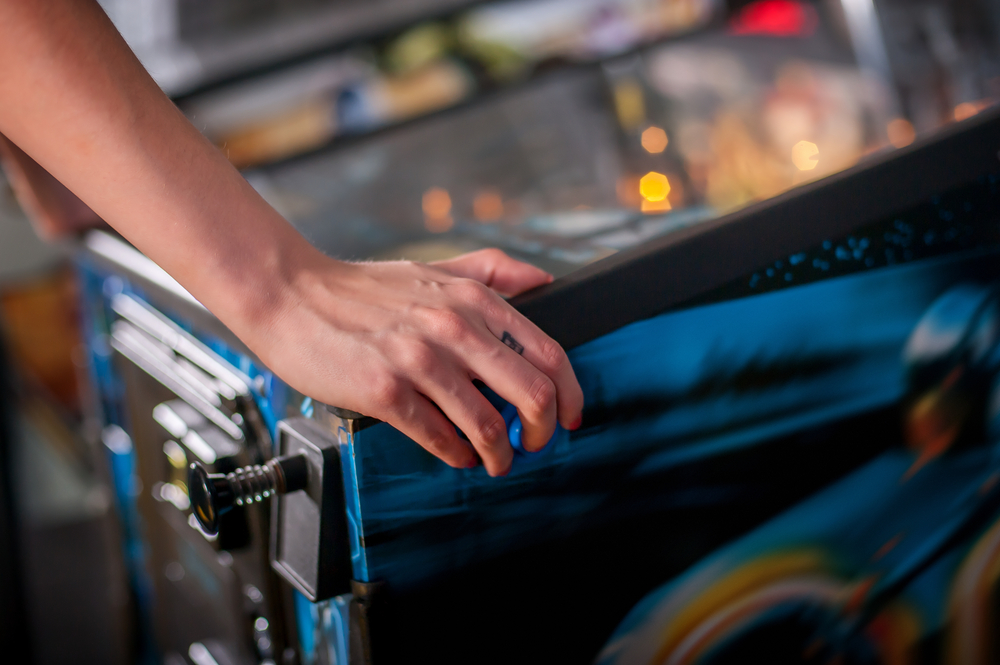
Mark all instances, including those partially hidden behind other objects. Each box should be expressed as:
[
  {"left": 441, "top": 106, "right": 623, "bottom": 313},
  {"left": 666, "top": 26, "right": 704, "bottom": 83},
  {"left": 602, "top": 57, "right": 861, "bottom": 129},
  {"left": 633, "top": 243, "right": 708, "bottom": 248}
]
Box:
[
  {"left": 464, "top": 345, "right": 559, "bottom": 453},
  {"left": 443, "top": 278, "right": 583, "bottom": 438},
  {"left": 418, "top": 372, "right": 514, "bottom": 477},
  {"left": 485, "top": 337, "right": 579, "bottom": 452},
  {"left": 378, "top": 386, "right": 478, "bottom": 470},
  {"left": 481, "top": 305, "right": 584, "bottom": 435},
  {"left": 431, "top": 248, "right": 553, "bottom": 297},
  {"left": 438, "top": 278, "right": 583, "bottom": 452}
]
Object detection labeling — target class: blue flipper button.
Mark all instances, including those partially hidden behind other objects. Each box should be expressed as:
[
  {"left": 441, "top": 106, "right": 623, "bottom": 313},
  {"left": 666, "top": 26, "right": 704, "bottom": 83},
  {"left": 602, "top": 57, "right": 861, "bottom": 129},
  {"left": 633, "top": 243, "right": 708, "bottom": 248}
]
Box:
[{"left": 501, "top": 404, "right": 563, "bottom": 458}]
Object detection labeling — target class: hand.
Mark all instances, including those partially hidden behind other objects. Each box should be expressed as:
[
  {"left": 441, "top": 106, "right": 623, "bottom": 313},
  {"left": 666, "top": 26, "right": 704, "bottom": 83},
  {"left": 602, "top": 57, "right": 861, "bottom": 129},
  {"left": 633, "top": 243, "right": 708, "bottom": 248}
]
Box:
[{"left": 254, "top": 248, "right": 584, "bottom": 477}]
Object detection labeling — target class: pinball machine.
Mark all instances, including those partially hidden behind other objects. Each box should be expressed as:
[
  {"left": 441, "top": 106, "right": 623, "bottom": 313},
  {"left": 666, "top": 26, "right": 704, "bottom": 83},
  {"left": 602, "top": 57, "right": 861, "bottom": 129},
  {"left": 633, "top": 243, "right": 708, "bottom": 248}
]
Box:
[{"left": 74, "top": 97, "right": 1000, "bottom": 665}]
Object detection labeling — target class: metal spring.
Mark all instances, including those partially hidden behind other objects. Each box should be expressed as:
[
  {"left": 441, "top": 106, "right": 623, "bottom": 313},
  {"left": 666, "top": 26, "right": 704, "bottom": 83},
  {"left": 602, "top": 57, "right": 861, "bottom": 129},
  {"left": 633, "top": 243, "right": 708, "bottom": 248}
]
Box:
[{"left": 226, "top": 459, "right": 283, "bottom": 506}]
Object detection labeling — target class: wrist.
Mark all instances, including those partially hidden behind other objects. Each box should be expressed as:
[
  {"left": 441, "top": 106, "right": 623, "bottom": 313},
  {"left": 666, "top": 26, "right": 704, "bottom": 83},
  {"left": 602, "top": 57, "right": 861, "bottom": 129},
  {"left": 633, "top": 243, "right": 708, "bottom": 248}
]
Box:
[
  {"left": 199, "top": 213, "right": 339, "bottom": 348},
  {"left": 247, "top": 236, "right": 328, "bottom": 324}
]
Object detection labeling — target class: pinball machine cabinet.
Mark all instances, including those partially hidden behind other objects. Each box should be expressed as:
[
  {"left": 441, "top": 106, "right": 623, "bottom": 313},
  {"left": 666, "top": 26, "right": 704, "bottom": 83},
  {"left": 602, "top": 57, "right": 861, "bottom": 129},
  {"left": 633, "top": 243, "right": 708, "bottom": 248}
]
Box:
[{"left": 77, "top": 109, "right": 1000, "bottom": 664}]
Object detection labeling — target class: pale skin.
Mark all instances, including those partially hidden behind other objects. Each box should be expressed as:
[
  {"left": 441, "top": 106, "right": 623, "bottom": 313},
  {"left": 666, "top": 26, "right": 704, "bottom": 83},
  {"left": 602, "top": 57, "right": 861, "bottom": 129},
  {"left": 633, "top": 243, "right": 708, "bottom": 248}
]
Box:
[{"left": 0, "top": 0, "right": 584, "bottom": 477}]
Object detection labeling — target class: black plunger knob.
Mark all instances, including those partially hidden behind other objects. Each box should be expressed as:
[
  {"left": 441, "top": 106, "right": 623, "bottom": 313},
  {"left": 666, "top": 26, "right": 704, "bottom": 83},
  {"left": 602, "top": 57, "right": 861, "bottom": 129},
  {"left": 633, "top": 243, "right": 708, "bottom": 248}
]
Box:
[{"left": 189, "top": 455, "right": 308, "bottom": 536}]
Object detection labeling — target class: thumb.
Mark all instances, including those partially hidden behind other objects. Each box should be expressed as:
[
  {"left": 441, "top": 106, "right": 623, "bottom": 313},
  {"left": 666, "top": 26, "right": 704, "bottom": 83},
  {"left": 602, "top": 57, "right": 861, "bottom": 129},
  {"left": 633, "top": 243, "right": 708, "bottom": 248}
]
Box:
[{"left": 431, "top": 248, "right": 553, "bottom": 297}]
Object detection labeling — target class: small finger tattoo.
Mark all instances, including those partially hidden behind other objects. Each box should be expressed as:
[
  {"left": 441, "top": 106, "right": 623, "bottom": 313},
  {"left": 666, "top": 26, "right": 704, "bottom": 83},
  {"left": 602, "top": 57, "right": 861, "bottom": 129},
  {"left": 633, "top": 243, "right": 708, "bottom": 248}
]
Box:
[{"left": 501, "top": 331, "right": 524, "bottom": 355}]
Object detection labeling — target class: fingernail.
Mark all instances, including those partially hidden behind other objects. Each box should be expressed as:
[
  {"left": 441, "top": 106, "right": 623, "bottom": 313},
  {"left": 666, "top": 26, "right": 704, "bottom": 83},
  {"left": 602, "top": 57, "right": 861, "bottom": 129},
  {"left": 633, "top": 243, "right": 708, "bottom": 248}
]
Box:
[
  {"left": 464, "top": 457, "right": 478, "bottom": 469},
  {"left": 568, "top": 415, "right": 582, "bottom": 431}
]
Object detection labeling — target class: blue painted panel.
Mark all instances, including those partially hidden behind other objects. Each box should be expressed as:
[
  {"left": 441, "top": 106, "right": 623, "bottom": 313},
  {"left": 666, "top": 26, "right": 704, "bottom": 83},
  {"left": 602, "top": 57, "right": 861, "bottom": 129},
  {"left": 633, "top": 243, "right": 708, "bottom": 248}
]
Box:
[
  {"left": 348, "top": 251, "right": 995, "bottom": 590},
  {"left": 339, "top": 245, "right": 1000, "bottom": 662}
]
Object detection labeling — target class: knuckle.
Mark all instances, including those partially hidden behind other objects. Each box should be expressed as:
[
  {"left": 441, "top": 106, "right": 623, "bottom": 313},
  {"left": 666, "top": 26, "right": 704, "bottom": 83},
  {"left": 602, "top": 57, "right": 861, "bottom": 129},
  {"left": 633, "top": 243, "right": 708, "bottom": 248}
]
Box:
[
  {"left": 481, "top": 248, "right": 505, "bottom": 263},
  {"left": 525, "top": 375, "right": 556, "bottom": 417},
  {"left": 402, "top": 341, "right": 437, "bottom": 374},
  {"left": 423, "top": 430, "right": 456, "bottom": 456},
  {"left": 473, "top": 414, "right": 507, "bottom": 449},
  {"left": 457, "top": 279, "right": 492, "bottom": 306},
  {"left": 369, "top": 373, "right": 404, "bottom": 410},
  {"left": 537, "top": 338, "right": 567, "bottom": 373},
  {"left": 432, "top": 308, "right": 472, "bottom": 341}
]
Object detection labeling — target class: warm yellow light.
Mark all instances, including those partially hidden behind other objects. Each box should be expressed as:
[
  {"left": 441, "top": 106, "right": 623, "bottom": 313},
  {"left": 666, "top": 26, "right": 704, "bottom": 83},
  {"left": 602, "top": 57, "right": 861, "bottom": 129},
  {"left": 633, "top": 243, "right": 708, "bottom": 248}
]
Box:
[
  {"left": 792, "top": 140, "right": 819, "bottom": 171},
  {"left": 423, "top": 187, "right": 453, "bottom": 232},
  {"left": 641, "top": 126, "right": 669, "bottom": 153},
  {"left": 473, "top": 190, "right": 503, "bottom": 222},
  {"left": 887, "top": 118, "right": 915, "bottom": 148},
  {"left": 639, "top": 172, "right": 670, "bottom": 202}
]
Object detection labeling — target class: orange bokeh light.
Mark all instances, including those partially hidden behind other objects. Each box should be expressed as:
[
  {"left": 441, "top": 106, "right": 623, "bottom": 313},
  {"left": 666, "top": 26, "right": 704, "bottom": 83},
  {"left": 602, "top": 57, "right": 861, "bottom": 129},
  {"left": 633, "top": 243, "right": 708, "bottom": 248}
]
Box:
[
  {"left": 955, "top": 102, "right": 982, "bottom": 122},
  {"left": 641, "top": 126, "right": 669, "bottom": 153},
  {"left": 473, "top": 190, "right": 504, "bottom": 222},
  {"left": 887, "top": 118, "right": 915, "bottom": 148},
  {"left": 791, "top": 140, "right": 819, "bottom": 171},
  {"left": 639, "top": 172, "right": 671, "bottom": 202},
  {"left": 423, "top": 187, "right": 453, "bottom": 232},
  {"left": 423, "top": 187, "right": 452, "bottom": 217}
]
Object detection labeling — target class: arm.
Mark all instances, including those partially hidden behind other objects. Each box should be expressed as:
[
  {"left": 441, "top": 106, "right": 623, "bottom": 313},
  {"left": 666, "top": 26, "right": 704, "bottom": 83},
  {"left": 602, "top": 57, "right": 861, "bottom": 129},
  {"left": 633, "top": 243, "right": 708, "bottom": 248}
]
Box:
[
  {"left": 0, "top": 134, "right": 102, "bottom": 239},
  {"left": 0, "top": 0, "right": 583, "bottom": 476}
]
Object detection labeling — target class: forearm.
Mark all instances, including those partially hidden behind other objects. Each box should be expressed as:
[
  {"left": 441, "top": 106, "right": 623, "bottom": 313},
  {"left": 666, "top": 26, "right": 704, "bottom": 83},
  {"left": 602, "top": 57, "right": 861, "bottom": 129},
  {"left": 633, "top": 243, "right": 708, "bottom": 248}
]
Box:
[
  {"left": 0, "top": 0, "right": 316, "bottom": 331},
  {"left": 0, "top": 0, "right": 584, "bottom": 475}
]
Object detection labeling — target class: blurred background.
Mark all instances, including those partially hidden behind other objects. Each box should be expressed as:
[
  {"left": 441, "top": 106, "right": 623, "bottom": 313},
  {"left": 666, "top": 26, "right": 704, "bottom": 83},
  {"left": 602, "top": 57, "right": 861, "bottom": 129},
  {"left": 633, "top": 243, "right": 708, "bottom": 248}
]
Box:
[{"left": 1, "top": 0, "right": 1000, "bottom": 662}]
